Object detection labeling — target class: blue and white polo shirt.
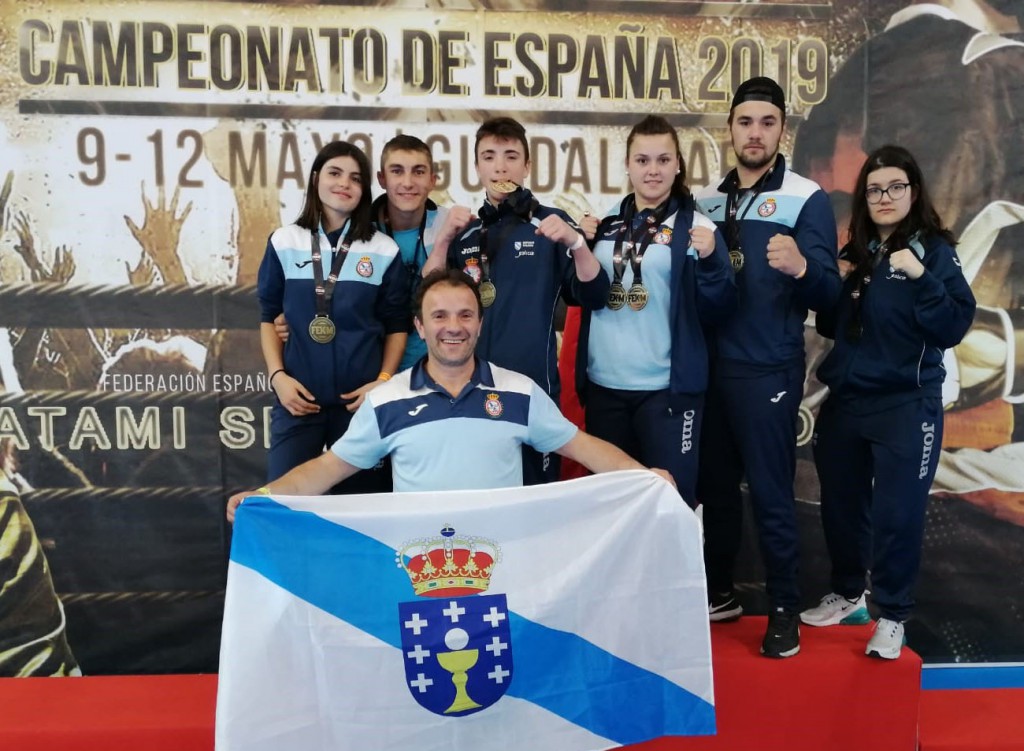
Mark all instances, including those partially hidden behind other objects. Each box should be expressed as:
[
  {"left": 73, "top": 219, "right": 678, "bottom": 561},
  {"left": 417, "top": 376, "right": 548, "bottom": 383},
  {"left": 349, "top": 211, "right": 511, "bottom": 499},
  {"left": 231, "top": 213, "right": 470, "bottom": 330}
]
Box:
[{"left": 332, "top": 358, "right": 578, "bottom": 491}]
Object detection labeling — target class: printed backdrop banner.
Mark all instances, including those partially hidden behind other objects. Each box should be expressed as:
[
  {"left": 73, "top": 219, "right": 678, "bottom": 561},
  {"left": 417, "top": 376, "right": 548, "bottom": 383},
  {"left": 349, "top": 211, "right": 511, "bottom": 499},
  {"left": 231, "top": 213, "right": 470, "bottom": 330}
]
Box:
[
  {"left": 1, "top": 0, "right": 1023, "bottom": 675},
  {"left": 216, "top": 471, "right": 714, "bottom": 751}
]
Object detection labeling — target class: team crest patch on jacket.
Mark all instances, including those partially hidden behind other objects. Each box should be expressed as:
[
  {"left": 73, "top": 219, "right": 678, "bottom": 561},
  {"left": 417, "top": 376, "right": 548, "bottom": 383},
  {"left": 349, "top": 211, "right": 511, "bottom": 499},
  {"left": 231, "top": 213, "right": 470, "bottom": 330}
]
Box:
[
  {"left": 757, "top": 198, "right": 777, "bottom": 217},
  {"left": 397, "top": 526, "right": 512, "bottom": 717},
  {"left": 463, "top": 258, "right": 482, "bottom": 283},
  {"left": 654, "top": 228, "right": 673, "bottom": 244},
  {"left": 484, "top": 392, "right": 503, "bottom": 417},
  {"left": 356, "top": 256, "right": 374, "bottom": 277}
]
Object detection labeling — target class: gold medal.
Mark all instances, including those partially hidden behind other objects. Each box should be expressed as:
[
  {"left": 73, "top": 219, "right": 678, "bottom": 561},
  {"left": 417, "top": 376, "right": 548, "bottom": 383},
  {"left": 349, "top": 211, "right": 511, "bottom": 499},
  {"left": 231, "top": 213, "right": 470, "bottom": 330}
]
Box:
[
  {"left": 728, "top": 249, "right": 745, "bottom": 272},
  {"left": 308, "top": 316, "right": 336, "bottom": 343},
  {"left": 479, "top": 280, "right": 497, "bottom": 308},
  {"left": 627, "top": 284, "right": 649, "bottom": 311},
  {"left": 491, "top": 180, "right": 518, "bottom": 194},
  {"left": 607, "top": 282, "right": 627, "bottom": 310}
]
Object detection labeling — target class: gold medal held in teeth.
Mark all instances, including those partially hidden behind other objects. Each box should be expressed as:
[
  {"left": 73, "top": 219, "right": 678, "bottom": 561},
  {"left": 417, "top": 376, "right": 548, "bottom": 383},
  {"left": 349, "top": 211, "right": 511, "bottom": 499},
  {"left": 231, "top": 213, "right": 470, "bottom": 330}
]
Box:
[
  {"left": 479, "top": 280, "right": 497, "bottom": 308},
  {"left": 308, "top": 316, "right": 336, "bottom": 343},
  {"left": 491, "top": 180, "right": 518, "bottom": 194}
]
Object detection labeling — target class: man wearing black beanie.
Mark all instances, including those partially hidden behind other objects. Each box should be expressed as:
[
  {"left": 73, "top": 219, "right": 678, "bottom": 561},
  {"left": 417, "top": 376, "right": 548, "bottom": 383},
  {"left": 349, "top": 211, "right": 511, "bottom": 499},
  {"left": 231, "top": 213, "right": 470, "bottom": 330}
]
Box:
[{"left": 695, "top": 77, "right": 841, "bottom": 658}]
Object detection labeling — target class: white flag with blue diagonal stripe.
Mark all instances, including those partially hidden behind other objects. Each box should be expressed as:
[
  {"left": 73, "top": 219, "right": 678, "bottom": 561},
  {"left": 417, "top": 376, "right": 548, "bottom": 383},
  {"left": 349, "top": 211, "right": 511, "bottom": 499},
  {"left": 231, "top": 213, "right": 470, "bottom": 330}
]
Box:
[{"left": 215, "top": 470, "right": 714, "bottom": 751}]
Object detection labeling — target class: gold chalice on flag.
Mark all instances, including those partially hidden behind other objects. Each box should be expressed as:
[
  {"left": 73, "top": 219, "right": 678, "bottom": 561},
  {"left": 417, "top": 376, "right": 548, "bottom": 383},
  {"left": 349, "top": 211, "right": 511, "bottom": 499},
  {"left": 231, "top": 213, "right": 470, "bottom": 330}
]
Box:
[{"left": 436, "top": 627, "right": 482, "bottom": 714}]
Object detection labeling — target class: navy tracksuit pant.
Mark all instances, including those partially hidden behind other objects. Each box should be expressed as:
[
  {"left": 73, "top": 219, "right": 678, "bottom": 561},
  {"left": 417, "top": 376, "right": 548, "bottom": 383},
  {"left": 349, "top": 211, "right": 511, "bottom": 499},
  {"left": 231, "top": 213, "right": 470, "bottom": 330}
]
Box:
[
  {"left": 698, "top": 365, "right": 805, "bottom": 611},
  {"left": 585, "top": 383, "right": 703, "bottom": 506},
  {"left": 269, "top": 403, "right": 392, "bottom": 494},
  {"left": 813, "top": 394, "right": 943, "bottom": 622}
]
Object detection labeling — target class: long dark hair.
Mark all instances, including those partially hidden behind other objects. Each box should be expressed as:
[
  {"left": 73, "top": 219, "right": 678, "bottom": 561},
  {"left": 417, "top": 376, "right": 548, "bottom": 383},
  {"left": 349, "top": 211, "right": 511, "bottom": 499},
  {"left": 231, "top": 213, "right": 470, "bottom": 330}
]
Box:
[
  {"left": 846, "top": 144, "right": 955, "bottom": 270},
  {"left": 295, "top": 141, "right": 375, "bottom": 242},
  {"left": 842, "top": 145, "right": 956, "bottom": 342},
  {"left": 625, "top": 115, "right": 690, "bottom": 201}
]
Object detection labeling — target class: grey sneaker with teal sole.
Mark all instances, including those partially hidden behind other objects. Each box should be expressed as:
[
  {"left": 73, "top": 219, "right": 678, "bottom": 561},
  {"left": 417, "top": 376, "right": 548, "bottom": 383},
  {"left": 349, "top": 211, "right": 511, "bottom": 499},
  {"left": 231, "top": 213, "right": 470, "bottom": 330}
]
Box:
[{"left": 800, "top": 592, "right": 870, "bottom": 627}]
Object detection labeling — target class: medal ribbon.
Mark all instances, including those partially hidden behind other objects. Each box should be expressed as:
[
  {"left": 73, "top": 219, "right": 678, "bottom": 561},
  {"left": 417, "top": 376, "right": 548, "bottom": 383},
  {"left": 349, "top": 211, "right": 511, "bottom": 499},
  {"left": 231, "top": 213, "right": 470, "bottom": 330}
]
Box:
[
  {"left": 310, "top": 223, "right": 354, "bottom": 319},
  {"left": 479, "top": 224, "right": 495, "bottom": 286},
  {"left": 724, "top": 162, "right": 775, "bottom": 254},
  {"left": 381, "top": 202, "right": 430, "bottom": 282},
  {"left": 845, "top": 236, "right": 900, "bottom": 342},
  {"left": 611, "top": 195, "right": 670, "bottom": 288},
  {"left": 474, "top": 188, "right": 541, "bottom": 286}
]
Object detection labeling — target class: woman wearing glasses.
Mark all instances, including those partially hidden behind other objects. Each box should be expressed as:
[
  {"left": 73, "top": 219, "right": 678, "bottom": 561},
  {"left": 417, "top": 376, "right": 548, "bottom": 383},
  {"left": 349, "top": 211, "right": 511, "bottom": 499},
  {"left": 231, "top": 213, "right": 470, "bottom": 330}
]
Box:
[{"left": 801, "top": 145, "right": 975, "bottom": 659}]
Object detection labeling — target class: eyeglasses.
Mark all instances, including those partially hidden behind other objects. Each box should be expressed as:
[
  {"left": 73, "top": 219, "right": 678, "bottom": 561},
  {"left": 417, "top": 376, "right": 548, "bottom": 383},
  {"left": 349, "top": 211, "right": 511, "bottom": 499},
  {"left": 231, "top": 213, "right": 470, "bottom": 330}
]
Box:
[{"left": 865, "top": 183, "right": 910, "bottom": 204}]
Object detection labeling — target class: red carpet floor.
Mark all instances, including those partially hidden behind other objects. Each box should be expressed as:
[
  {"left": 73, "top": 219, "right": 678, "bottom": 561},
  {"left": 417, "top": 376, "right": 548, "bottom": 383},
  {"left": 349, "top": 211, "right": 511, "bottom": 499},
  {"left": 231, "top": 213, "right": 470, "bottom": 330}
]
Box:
[
  {"left": 918, "top": 688, "right": 1024, "bottom": 751},
  {"left": 0, "top": 617, "right": 1018, "bottom": 750}
]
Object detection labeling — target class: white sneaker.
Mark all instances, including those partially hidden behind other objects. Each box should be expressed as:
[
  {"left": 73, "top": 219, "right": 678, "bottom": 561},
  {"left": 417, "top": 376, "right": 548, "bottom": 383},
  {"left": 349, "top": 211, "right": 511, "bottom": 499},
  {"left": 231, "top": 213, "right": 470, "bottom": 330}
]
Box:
[
  {"left": 800, "top": 592, "right": 870, "bottom": 626},
  {"left": 866, "top": 618, "right": 906, "bottom": 660}
]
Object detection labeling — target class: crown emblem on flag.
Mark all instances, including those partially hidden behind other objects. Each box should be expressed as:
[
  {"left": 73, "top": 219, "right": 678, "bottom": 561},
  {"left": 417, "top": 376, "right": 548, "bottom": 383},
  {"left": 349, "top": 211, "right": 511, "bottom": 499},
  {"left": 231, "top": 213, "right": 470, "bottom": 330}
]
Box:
[{"left": 396, "top": 525, "right": 501, "bottom": 598}]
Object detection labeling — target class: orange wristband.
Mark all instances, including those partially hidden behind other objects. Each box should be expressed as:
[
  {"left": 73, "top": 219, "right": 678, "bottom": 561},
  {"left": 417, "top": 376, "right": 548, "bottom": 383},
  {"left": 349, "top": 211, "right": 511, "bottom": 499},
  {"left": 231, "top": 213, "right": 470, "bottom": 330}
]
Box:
[{"left": 377, "top": 371, "right": 392, "bottom": 382}]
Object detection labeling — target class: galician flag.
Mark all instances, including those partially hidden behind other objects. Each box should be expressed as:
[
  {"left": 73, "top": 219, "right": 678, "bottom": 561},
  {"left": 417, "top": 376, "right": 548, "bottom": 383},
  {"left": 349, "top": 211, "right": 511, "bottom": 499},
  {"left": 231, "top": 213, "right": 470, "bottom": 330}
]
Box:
[{"left": 216, "top": 470, "right": 715, "bottom": 750}]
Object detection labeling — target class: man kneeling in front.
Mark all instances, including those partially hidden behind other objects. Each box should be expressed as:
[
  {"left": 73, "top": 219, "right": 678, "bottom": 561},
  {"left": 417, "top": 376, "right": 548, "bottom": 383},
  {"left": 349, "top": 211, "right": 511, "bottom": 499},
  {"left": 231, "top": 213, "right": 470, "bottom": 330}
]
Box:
[{"left": 228, "top": 269, "right": 674, "bottom": 520}]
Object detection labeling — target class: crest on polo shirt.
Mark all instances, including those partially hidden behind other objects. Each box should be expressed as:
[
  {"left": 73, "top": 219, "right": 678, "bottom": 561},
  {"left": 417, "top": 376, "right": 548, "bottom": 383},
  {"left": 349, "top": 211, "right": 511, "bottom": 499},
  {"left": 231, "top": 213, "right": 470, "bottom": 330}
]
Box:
[
  {"left": 654, "top": 228, "right": 673, "bottom": 244},
  {"left": 757, "top": 198, "right": 777, "bottom": 217},
  {"left": 463, "top": 258, "right": 482, "bottom": 284},
  {"left": 484, "top": 392, "right": 503, "bottom": 418},
  {"left": 397, "top": 526, "right": 513, "bottom": 717},
  {"left": 356, "top": 256, "right": 374, "bottom": 277}
]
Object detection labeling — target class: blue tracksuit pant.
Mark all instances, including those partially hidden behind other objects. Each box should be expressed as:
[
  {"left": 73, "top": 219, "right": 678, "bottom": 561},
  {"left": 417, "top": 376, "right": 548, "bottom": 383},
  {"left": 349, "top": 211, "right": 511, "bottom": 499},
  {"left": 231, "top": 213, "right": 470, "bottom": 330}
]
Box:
[
  {"left": 269, "top": 403, "right": 392, "bottom": 494},
  {"left": 813, "top": 394, "right": 943, "bottom": 622},
  {"left": 586, "top": 383, "right": 703, "bottom": 506},
  {"left": 698, "top": 365, "right": 805, "bottom": 611}
]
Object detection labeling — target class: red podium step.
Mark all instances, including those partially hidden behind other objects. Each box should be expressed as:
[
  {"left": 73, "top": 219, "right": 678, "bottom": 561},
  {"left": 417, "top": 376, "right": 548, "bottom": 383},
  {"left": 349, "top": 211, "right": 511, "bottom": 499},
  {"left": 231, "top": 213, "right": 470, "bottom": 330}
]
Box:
[
  {"left": 630, "top": 616, "right": 922, "bottom": 751},
  {"left": 0, "top": 617, "right": 923, "bottom": 751}
]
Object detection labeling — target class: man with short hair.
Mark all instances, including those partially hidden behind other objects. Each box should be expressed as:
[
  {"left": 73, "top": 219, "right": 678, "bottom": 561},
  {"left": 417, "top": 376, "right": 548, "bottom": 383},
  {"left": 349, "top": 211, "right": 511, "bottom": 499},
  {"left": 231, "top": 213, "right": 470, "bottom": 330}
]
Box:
[
  {"left": 371, "top": 135, "right": 461, "bottom": 372},
  {"left": 227, "top": 269, "right": 671, "bottom": 520},
  {"left": 694, "top": 77, "right": 841, "bottom": 658},
  {"left": 423, "top": 117, "right": 609, "bottom": 485}
]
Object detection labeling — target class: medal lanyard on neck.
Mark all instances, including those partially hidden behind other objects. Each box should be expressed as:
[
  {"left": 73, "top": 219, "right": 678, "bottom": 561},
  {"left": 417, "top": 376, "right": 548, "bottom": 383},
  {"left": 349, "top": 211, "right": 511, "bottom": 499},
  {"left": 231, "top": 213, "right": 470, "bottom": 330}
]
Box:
[
  {"left": 310, "top": 221, "right": 353, "bottom": 319},
  {"left": 478, "top": 205, "right": 525, "bottom": 286},
  {"left": 724, "top": 165, "right": 773, "bottom": 252},
  {"left": 847, "top": 239, "right": 897, "bottom": 342},
  {"left": 612, "top": 196, "right": 668, "bottom": 288},
  {"left": 478, "top": 193, "right": 540, "bottom": 283},
  {"left": 382, "top": 204, "right": 429, "bottom": 270}
]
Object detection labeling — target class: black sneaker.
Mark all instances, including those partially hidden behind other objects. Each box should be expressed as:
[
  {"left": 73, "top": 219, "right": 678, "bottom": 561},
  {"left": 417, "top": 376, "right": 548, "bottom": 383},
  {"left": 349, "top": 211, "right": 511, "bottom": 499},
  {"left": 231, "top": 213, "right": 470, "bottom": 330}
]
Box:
[
  {"left": 708, "top": 591, "right": 743, "bottom": 622},
  {"left": 760, "top": 608, "right": 800, "bottom": 658}
]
